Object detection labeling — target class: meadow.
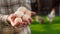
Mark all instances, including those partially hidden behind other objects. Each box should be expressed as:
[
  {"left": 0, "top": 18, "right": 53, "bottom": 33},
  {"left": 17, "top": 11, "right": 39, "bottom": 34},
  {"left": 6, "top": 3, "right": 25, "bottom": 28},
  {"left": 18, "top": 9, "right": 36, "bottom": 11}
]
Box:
[{"left": 30, "top": 16, "right": 60, "bottom": 34}]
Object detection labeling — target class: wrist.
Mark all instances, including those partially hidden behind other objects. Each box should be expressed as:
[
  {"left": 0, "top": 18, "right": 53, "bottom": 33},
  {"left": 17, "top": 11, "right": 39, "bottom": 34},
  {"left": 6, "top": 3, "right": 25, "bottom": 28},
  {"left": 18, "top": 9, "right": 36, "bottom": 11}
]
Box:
[
  {"left": 3, "top": 15, "right": 10, "bottom": 23},
  {"left": 4, "top": 15, "right": 8, "bottom": 21},
  {"left": 2, "top": 15, "right": 10, "bottom": 25}
]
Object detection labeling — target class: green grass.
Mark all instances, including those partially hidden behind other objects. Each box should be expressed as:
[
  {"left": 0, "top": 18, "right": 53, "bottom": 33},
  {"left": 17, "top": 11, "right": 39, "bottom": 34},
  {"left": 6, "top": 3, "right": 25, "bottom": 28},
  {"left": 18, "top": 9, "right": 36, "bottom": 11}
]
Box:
[{"left": 30, "top": 16, "right": 60, "bottom": 34}]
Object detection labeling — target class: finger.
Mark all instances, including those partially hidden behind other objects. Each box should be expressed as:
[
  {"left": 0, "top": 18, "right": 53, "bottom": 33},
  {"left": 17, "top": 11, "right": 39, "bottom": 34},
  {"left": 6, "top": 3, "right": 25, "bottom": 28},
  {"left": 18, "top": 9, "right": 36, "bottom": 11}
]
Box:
[
  {"left": 21, "top": 21, "right": 25, "bottom": 27},
  {"left": 25, "top": 10, "right": 36, "bottom": 16},
  {"left": 31, "top": 11, "right": 36, "bottom": 16},
  {"left": 8, "top": 16, "right": 13, "bottom": 23},
  {"left": 14, "top": 22, "right": 21, "bottom": 28},
  {"left": 22, "top": 22, "right": 25, "bottom": 27},
  {"left": 23, "top": 20, "right": 28, "bottom": 25},
  {"left": 23, "top": 22, "right": 27, "bottom": 27},
  {"left": 11, "top": 20, "right": 23, "bottom": 27},
  {"left": 16, "top": 23, "right": 23, "bottom": 28},
  {"left": 22, "top": 20, "right": 29, "bottom": 26},
  {"left": 23, "top": 19, "right": 31, "bottom": 25},
  {"left": 9, "top": 14, "right": 17, "bottom": 22},
  {"left": 26, "top": 20, "right": 30, "bottom": 25},
  {"left": 25, "top": 10, "right": 31, "bottom": 16},
  {"left": 11, "top": 14, "right": 17, "bottom": 20},
  {"left": 28, "top": 18, "right": 33, "bottom": 23}
]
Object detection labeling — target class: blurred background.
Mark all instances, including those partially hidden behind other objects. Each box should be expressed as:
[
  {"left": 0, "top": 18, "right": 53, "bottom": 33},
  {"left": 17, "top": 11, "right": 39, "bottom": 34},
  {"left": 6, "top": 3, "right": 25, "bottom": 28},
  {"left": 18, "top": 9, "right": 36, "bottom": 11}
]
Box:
[
  {"left": 30, "top": 0, "right": 60, "bottom": 34},
  {"left": 31, "top": 0, "right": 59, "bottom": 16},
  {"left": 0, "top": 0, "right": 60, "bottom": 34}
]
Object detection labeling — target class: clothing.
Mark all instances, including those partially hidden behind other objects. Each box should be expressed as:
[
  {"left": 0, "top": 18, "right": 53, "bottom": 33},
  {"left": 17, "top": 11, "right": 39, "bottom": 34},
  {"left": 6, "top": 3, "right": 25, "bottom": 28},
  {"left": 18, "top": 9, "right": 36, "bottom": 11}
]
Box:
[
  {"left": 0, "top": 0, "right": 31, "bottom": 15},
  {"left": 0, "top": 0, "right": 31, "bottom": 34}
]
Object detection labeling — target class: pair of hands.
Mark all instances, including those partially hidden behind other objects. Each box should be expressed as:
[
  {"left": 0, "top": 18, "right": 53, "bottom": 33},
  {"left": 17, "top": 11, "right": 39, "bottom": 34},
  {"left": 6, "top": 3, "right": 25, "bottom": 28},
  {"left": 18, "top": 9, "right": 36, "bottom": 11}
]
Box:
[{"left": 7, "top": 7, "right": 36, "bottom": 28}]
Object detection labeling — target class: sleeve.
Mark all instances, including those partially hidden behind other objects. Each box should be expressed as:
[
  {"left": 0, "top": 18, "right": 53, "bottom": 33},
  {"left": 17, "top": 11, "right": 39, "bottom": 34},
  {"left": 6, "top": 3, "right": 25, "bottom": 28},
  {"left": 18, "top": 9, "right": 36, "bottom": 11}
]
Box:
[
  {"left": 0, "top": 14, "right": 10, "bottom": 25},
  {"left": 20, "top": 0, "right": 31, "bottom": 10}
]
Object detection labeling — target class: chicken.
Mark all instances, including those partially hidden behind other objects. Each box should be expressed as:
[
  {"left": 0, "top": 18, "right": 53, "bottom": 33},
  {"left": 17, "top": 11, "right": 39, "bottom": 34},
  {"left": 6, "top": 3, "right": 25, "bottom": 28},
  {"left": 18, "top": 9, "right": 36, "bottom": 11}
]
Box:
[
  {"left": 35, "top": 16, "right": 44, "bottom": 24},
  {"left": 47, "top": 9, "right": 55, "bottom": 23},
  {"left": 14, "top": 7, "right": 31, "bottom": 34}
]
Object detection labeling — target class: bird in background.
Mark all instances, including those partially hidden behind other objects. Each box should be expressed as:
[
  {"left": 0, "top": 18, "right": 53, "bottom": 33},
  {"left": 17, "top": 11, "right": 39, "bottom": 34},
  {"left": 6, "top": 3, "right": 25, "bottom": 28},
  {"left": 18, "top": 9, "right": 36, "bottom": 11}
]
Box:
[{"left": 47, "top": 8, "right": 55, "bottom": 23}]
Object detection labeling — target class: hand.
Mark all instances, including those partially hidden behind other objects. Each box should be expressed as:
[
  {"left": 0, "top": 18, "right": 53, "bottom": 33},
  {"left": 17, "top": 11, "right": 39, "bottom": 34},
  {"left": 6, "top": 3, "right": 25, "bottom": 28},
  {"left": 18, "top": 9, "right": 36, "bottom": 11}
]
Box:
[
  {"left": 17, "top": 7, "right": 36, "bottom": 16},
  {"left": 7, "top": 14, "right": 18, "bottom": 27},
  {"left": 7, "top": 7, "right": 36, "bottom": 27},
  {"left": 22, "top": 14, "right": 32, "bottom": 25},
  {"left": 7, "top": 14, "right": 32, "bottom": 28},
  {"left": 16, "top": 7, "right": 36, "bottom": 25}
]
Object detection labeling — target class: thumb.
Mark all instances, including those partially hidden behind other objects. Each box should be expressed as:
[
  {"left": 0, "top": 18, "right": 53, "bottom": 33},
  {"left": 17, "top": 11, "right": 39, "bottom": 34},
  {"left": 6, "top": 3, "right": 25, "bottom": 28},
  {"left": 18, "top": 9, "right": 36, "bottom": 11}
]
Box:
[{"left": 31, "top": 11, "right": 36, "bottom": 16}]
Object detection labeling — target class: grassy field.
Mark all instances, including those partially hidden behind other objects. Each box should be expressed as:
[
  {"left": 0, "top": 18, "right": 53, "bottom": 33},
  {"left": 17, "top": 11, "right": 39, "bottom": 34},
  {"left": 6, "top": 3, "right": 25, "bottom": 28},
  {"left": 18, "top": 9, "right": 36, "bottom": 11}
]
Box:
[{"left": 30, "top": 16, "right": 60, "bottom": 34}]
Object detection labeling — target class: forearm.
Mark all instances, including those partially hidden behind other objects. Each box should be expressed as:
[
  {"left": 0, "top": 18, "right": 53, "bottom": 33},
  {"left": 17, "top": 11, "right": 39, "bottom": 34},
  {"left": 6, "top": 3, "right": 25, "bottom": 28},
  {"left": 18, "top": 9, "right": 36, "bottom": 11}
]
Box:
[{"left": 0, "top": 14, "right": 10, "bottom": 25}]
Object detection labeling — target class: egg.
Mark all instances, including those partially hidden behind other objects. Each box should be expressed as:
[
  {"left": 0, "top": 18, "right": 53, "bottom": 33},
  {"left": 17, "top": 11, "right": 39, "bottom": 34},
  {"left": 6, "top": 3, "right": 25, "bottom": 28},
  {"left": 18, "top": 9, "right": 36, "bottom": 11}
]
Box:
[
  {"left": 17, "top": 7, "right": 28, "bottom": 13},
  {"left": 25, "top": 10, "right": 31, "bottom": 16},
  {"left": 22, "top": 14, "right": 31, "bottom": 20},
  {"left": 15, "top": 11, "right": 24, "bottom": 17},
  {"left": 14, "top": 18, "right": 22, "bottom": 23}
]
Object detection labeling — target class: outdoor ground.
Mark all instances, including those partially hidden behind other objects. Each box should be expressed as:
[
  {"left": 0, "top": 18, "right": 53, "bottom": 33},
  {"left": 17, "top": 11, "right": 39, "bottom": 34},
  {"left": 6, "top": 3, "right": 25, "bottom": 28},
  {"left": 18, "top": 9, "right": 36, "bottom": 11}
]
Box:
[{"left": 30, "top": 16, "right": 60, "bottom": 34}]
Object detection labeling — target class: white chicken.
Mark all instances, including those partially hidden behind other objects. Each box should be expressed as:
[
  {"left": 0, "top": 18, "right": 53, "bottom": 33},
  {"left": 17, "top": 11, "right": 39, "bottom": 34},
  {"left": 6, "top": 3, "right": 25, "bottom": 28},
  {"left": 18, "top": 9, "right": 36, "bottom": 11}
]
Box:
[
  {"left": 47, "top": 9, "right": 55, "bottom": 23},
  {"left": 14, "top": 7, "right": 31, "bottom": 34}
]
